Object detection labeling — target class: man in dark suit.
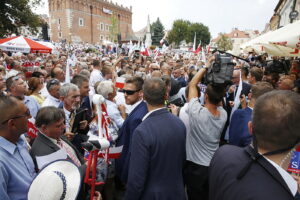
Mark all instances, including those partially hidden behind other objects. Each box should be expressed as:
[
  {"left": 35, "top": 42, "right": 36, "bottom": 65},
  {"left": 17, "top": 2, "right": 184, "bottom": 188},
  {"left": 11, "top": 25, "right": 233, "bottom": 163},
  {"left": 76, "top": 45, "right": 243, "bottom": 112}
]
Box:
[
  {"left": 58, "top": 83, "right": 90, "bottom": 155},
  {"left": 229, "top": 82, "right": 273, "bottom": 147},
  {"left": 221, "top": 69, "right": 251, "bottom": 142},
  {"left": 210, "top": 90, "right": 300, "bottom": 200},
  {"left": 115, "top": 76, "right": 148, "bottom": 184},
  {"left": 30, "top": 106, "right": 87, "bottom": 200},
  {"left": 125, "top": 78, "right": 186, "bottom": 200}
]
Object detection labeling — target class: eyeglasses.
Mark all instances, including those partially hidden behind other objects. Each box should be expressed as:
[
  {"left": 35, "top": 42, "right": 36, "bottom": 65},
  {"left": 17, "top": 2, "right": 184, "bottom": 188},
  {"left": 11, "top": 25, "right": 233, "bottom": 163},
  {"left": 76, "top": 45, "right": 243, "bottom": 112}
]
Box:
[
  {"left": 1, "top": 109, "right": 31, "bottom": 124},
  {"left": 12, "top": 76, "right": 21, "bottom": 81},
  {"left": 123, "top": 89, "right": 140, "bottom": 95}
]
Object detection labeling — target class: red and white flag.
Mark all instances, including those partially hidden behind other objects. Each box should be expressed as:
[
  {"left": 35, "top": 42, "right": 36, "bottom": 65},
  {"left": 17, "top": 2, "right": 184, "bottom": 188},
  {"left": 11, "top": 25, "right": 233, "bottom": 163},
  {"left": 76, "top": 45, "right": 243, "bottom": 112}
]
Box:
[{"left": 115, "top": 77, "right": 125, "bottom": 89}]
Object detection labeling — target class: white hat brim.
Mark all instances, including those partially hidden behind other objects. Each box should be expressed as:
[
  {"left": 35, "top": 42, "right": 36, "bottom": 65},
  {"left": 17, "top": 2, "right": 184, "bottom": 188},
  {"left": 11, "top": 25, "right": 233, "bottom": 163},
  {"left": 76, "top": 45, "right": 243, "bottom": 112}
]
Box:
[{"left": 28, "top": 160, "right": 81, "bottom": 200}]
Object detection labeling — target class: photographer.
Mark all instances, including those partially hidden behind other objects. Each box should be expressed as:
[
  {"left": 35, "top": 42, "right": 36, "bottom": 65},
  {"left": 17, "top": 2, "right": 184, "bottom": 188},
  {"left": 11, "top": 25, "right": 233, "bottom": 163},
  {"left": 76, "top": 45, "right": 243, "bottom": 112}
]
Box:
[{"left": 185, "top": 56, "right": 227, "bottom": 200}]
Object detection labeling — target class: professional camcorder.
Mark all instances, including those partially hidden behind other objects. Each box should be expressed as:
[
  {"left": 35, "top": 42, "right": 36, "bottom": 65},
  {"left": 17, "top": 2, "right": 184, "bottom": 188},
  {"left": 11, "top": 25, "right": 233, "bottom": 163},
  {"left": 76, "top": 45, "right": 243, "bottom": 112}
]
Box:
[{"left": 205, "top": 50, "right": 235, "bottom": 85}]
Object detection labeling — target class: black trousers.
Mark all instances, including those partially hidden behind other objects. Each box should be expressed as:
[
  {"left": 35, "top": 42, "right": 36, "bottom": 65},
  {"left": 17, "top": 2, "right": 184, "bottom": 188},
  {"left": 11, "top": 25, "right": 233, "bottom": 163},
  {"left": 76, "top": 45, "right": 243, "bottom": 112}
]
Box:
[{"left": 184, "top": 160, "right": 209, "bottom": 200}]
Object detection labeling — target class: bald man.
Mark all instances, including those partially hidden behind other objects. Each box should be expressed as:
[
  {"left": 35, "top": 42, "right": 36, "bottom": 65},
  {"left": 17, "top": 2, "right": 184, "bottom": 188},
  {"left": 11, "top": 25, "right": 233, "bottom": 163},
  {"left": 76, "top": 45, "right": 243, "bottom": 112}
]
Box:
[{"left": 0, "top": 96, "right": 36, "bottom": 200}]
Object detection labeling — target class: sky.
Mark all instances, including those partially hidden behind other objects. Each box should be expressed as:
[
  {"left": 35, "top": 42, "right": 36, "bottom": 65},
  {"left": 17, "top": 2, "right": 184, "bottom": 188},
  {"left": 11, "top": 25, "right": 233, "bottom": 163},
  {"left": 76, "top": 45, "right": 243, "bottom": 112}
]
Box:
[{"left": 35, "top": 0, "right": 279, "bottom": 38}]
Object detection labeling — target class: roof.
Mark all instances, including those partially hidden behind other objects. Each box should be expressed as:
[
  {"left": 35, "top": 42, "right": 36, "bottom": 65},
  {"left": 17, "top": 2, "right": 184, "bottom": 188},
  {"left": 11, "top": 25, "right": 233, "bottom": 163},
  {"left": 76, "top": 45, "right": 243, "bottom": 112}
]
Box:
[{"left": 212, "top": 28, "right": 250, "bottom": 42}]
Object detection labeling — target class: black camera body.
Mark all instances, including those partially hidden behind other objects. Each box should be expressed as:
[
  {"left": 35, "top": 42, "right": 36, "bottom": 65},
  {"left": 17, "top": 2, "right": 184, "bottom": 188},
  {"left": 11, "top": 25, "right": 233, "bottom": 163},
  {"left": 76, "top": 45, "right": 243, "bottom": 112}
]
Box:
[{"left": 205, "top": 52, "right": 235, "bottom": 85}]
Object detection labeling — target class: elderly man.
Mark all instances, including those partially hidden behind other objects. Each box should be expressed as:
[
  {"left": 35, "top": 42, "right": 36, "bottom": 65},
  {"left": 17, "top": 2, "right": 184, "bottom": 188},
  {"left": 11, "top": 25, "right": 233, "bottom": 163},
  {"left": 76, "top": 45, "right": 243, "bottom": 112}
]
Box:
[
  {"left": 59, "top": 83, "right": 89, "bottom": 154},
  {"left": 209, "top": 90, "right": 300, "bottom": 200},
  {"left": 278, "top": 75, "right": 294, "bottom": 90},
  {"left": 42, "top": 79, "right": 61, "bottom": 107},
  {"left": 0, "top": 96, "right": 35, "bottom": 200},
  {"left": 6, "top": 75, "right": 40, "bottom": 118},
  {"left": 125, "top": 78, "right": 186, "bottom": 200},
  {"left": 97, "top": 80, "right": 126, "bottom": 129}
]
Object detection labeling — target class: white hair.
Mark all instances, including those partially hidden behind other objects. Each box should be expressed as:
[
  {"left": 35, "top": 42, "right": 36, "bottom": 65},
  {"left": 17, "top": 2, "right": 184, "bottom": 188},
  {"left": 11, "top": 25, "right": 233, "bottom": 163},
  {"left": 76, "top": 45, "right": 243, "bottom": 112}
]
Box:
[{"left": 96, "top": 80, "right": 114, "bottom": 99}]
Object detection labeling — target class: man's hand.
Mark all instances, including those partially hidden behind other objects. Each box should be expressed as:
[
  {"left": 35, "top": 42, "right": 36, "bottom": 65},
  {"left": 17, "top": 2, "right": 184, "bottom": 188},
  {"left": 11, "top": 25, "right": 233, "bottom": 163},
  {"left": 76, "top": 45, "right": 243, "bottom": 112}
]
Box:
[
  {"left": 64, "top": 132, "right": 75, "bottom": 141},
  {"left": 118, "top": 104, "right": 127, "bottom": 119},
  {"left": 169, "top": 104, "right": 179, "bottom": 116},
  {"left": 79, "top": 120, "right": 88, "bottom": 130},
  {"left": 93, "top": 191, "right": 102, "bottom": 200},
  {"left": 228, "top": 85, "right": 236, "bottom": 94}
]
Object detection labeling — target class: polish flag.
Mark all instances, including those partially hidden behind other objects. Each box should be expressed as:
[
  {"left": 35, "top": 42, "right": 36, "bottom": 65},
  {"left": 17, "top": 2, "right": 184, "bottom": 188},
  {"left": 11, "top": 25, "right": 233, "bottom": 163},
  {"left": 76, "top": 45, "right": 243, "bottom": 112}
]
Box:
[
  {"left": 115, "top": 77, "right": 125, "bottom": 89},
  {"left": 100, "top": 146, "right": 123, "bottom": 159},
  {"left": 193, "top": 42, "right": 202, "bottom": 54}
]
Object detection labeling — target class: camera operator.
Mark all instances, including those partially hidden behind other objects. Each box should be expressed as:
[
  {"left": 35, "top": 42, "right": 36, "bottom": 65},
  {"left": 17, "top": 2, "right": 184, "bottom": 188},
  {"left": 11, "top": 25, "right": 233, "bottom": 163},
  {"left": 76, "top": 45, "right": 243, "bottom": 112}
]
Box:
[{"left": 185, "top": 56, "right": 227, "bottom": 200}]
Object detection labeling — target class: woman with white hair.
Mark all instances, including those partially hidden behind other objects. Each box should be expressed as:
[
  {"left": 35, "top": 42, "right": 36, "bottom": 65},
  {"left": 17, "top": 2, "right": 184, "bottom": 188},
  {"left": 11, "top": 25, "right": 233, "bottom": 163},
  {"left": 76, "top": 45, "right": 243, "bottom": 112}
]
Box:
[{"left": 96, "top": 80, "right": 126, "bottom": 129}]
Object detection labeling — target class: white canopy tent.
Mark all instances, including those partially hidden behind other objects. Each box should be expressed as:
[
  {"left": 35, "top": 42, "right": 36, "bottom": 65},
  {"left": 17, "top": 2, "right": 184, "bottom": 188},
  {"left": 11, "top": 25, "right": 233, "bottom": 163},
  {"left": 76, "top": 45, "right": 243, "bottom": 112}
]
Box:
[{"left": 241, "top": 20, "right": 300, "bottom": 57}]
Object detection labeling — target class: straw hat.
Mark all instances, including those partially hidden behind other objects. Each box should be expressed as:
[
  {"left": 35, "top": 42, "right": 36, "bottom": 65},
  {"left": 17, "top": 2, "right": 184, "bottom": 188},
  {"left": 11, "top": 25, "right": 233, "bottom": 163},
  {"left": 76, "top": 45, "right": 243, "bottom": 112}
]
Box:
[{"left": 28, "top": 160, "right": 81, "bottom": 200}]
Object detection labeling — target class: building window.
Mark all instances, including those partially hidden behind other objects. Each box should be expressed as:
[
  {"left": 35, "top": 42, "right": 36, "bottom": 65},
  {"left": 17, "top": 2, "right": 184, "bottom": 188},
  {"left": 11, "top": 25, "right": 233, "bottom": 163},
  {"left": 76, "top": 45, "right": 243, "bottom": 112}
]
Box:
[
  {"left": 79, "top": 18, "right": 84, "bottom": 26},
  {"left": 100, "top": 23, "right": 104, "bottom": 31},
  {"left": 58, "top": 18, "right": 61, "bottom": 25},
  {"left": 100, "top": 35, "right": 104, "bottom": 40},
  {"left": 58, "top": 32, "right": 62, "bottom": 38},
  {"left": 105, "top": 24, "right": 109, "bottom": 31},
  {"left": 106, "top": 36, "right": 109, "bottom": 41}
]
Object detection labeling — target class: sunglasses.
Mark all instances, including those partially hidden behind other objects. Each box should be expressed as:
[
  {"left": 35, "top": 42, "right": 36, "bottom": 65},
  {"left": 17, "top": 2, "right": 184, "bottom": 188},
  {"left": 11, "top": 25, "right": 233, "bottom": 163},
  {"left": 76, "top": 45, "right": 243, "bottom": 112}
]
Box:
[
  {"left": 123, "top": 89, "right": 140, "bottom": 95},
  {"left": 1, "top": 109, "right": 31, "bottom": 124}
]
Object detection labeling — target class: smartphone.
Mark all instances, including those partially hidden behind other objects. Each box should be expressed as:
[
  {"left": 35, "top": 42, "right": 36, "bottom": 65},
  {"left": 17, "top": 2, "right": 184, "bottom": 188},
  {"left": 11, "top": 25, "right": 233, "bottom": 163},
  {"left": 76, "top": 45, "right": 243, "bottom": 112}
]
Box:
[{"left": 124, "top": 57, "right": 129, "bottom": 60}]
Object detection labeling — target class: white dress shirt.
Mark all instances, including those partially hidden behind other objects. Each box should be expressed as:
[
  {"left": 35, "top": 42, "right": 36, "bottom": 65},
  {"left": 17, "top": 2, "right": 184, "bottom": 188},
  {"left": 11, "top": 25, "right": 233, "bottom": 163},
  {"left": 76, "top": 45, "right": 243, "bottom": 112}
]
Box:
[
  {"left": 106, "top": 99, "right": 124, "bottom": 129},
  {"left": 42, "top": 95, "right": 61, "bottom": 108}
]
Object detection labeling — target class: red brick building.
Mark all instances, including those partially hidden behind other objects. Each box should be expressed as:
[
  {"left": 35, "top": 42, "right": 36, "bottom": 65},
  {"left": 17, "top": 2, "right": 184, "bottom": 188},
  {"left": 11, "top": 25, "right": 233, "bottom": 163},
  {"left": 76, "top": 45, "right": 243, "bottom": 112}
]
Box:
[{"left": 48, "top": 0, "right": 135, "bottom": 44}]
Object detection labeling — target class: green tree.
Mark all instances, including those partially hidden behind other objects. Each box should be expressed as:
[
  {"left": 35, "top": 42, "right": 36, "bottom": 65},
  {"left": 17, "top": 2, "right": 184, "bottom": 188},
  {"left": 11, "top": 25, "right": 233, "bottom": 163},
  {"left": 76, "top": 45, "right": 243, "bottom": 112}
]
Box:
[
  {"left": 109, "top": 15, "right": 119, "bottom": 42},
  {"left": 216, "top": 33, "right": 233, "bottom": 51},
  {"left": 150, "top": 18, "right": 165, "bottom": 46},
  {"left": 0, "top": 0, "right": 42, "bottom": 37},
  {"left": 186, "top": 23, "right": 211, "bottom": 46},
  {"left": 167, "top": 19, "right": 190, "bottom": 45}
]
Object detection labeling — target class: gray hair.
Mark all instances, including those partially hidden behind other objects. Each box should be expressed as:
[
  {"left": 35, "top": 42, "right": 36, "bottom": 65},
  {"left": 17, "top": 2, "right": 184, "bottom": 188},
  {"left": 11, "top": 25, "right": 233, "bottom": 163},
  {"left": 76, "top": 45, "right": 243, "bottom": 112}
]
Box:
[
  {"left": 77, "top": 62, "right": 88, "bottom": 70},
  {"left": 35, "top": 106, "right": 65, "bottom": 128},
  {"left": 79, "top": 69, "right": 91, "bottom": 79},
  {"left": 96, "top": 80, "right": 114, "bottom": 99},
  {"left": 59, "top": 83, "right": 79, "bottom": 98}
]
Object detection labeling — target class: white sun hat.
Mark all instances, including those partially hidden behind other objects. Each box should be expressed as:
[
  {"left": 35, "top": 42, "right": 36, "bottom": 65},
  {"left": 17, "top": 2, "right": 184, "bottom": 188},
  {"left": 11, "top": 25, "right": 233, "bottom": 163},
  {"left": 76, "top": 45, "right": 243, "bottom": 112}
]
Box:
[{"left": 28, "top": 160, "right": 81, "bottom": 200}]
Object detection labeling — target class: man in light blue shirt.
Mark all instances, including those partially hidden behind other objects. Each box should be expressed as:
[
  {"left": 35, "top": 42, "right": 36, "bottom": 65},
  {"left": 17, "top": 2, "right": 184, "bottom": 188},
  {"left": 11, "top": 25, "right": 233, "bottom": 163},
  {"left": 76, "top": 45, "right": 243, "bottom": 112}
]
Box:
[
  {"left": 0, "top": 96, "right": 36, "bottom": 200},
  {"left": 6, "top": 75, "right": 40, "bottom": 118}
]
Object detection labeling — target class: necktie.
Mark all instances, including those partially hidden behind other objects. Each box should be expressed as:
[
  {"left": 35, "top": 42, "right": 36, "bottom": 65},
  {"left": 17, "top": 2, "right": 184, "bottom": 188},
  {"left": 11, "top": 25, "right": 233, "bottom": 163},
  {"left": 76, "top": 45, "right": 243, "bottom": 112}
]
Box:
[
  {"left": 57, "top": 139, "right": 81, "bottom": 167},
  {"left": 69, "top": 111, "right": 75, "bottom": 132}
]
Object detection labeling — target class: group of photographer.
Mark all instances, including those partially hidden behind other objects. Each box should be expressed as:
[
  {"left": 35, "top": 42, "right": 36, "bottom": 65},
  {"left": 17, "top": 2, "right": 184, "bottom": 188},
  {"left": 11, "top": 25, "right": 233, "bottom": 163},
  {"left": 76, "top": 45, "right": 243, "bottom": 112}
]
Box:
[{"left": 0, "top": 42, "right": 300, "bottom": 200}]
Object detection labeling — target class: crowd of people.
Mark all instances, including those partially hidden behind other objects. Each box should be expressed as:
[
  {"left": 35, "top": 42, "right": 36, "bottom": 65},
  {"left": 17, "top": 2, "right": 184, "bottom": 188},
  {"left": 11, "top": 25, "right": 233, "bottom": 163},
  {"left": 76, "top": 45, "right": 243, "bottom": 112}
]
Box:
[{"left": 0, "top": 43, "right": 299, "bottom": 200}]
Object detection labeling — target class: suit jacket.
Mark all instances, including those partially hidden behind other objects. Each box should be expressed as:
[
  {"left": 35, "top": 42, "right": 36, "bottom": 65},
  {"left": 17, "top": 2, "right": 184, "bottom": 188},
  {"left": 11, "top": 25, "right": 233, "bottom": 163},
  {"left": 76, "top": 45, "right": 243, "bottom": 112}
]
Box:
[
  {"left": 229, "top": 107, "right": 252, "bottom": 147},
  {"left": 209, "top": 145, "right": 295, "bottom": 200},
  {"left": 30, "top": 133, "right": 87, "bottom": 200},
  {"left": 221, "top": 82, "right": 252, "bottom": 142},
  {"left": 125, "top": 108, "right": 186, "bottom": 200},
  {"left": 58, "top": 103, "right": 90, "bottom": 155},
  {"left": 115, "top": 101, "right": 148, "bottom": 183}
]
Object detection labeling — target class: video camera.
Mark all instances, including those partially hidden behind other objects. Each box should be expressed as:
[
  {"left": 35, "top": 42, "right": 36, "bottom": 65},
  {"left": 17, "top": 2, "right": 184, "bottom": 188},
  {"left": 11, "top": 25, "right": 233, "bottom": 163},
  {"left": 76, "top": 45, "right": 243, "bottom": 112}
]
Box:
[{"left": 204, "top": 50, "right": 235, "bottom": 85}]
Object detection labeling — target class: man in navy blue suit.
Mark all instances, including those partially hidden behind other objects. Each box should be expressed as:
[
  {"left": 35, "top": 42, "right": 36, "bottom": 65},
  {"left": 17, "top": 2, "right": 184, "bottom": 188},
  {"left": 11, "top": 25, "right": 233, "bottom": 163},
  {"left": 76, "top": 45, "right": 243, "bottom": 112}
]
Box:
[
  {"left": 229, "top": 82, "right": 273, "bottom": 147},
  {"left": 115, "top": 76, "right": 148, "bottom": 184},
  {"left": 125, "top": 78, "right": 186, "bottom": 200}
]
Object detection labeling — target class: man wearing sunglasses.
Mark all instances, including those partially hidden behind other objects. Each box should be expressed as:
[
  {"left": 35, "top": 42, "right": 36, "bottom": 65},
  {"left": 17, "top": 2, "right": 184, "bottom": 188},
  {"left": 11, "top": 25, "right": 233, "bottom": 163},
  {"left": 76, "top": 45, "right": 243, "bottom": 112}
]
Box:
[
  {"left": 0, "top": 96, "right": 36, "bottom": 200},
  {"left": 115, "top": 76, "right": 148, "bottom": 187},
  {"left": 6, "top": 76, "right": 40, "bottom": 118}
]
